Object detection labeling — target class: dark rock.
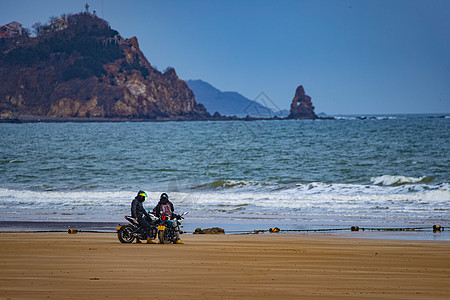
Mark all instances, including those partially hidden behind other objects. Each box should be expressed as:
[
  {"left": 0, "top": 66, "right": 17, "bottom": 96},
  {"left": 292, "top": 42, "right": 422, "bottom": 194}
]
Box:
[
  {"left": 193, "top": 227, "right": 225, "bottom": 234},
  {"left": 287, "top": 85, "right": 318, "bottom": 119},
  {"left": 212, "top": 111, "right": 222, "bottom": 119}
]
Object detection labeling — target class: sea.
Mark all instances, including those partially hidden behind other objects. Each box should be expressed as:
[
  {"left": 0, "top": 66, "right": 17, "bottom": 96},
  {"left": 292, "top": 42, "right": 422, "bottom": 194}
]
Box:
[{"left": 1, "top": 114, "right": 449, "bottom": 240}]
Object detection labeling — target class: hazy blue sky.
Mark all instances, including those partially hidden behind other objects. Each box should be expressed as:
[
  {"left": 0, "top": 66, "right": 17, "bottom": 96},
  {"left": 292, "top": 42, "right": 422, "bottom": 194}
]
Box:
[{"left": 1, "top": 0, "right": 449, "bottom": 114}]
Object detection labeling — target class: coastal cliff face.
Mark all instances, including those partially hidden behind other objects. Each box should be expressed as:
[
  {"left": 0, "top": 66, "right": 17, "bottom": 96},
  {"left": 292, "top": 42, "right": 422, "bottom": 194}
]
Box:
[
  {"left": 288, "top": 85, "right": 318, "bottom": 119},
  {"left": 0, "top": 13, "right": 209, "bottom": 120}
]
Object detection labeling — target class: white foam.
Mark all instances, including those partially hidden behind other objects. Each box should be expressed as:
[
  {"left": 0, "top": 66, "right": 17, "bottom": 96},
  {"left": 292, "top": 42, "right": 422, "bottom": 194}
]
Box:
[
  {"left": 370, "top": 175, "right": 427, "bottom": 186},
  {"left": 334, "top": 116, "right": 357, "bottom": 120},
  {"left": 1, "top": 182, "right": 449, "bottom": 224},
  {"left": 171, "top": 182, "right": 450, "bottom": 209},
  {"left": 0, "top": 188, "right": 132, "bottom": 206}
]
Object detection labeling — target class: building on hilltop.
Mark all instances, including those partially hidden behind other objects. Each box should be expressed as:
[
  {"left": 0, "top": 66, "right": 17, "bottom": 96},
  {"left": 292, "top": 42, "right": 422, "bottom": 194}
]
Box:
[
  {"left": 49, "top": 18, "right": 68, "bottom": 32},
  {"left": 0, "top": 21, "right": 23, "bottom": 38}
]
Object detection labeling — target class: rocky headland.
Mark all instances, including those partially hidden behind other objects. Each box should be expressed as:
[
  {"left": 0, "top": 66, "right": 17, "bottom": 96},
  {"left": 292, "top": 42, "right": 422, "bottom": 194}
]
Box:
[{"left": 0, "top": 13, "right": 209, "bottom": 121}]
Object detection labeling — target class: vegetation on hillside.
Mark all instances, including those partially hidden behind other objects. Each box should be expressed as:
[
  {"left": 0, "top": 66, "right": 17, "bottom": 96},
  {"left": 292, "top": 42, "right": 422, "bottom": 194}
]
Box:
[{"left": 1, "top": 13, "right": 124, "bottom": 81}]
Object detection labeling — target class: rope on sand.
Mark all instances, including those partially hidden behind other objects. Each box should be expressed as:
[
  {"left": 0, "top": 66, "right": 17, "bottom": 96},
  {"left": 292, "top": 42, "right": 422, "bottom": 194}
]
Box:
[
  {"left": 63, "top": 225, "right": 444, "bottom": 234},
  {"left": 220, "top": 225, "right": 444, "bottom": 235}
]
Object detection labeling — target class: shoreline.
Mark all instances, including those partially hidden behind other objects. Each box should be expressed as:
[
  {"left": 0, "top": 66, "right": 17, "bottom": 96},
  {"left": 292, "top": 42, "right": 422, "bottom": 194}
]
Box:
[
  {"left": 1, "top": 113, "right": 447, "bottom": 123},
  {"left": 1, "top": 232, "right": 449, "bottom": 299},
  {"left": 0, "top": 115, "right": 328, "bottom": 123},
  {"left": 1, "top": 220, "right": 448, "bottom": 241},
  {"left": 0, "top": 116, "right": 330, "bottom": 124}
]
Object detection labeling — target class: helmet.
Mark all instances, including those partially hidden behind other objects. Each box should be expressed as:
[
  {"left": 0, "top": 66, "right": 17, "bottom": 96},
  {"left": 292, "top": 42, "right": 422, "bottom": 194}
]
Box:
[
  {"left": 137, "top": 190, "right": 147, "bottom": 198},
  {"left": 160, "top": 193, "right": 168, "bottom": 201},
  {"left": 137, "top": 190, "right": 147, "bottom": 202}
]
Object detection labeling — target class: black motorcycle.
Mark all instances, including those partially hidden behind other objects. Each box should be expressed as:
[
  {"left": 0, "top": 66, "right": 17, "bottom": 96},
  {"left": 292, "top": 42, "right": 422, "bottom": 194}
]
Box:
[
  {"left": 157, "top": 212, "right": 187, "bottom": 244},
  {"left": 117, "top": 213, "right": 159, "bottom": 243}
]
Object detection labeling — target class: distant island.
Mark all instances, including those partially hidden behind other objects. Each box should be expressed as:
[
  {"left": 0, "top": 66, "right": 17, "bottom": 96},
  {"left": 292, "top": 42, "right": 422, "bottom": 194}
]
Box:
[
  {"left": 186, "top": 80, "right": 289, "bottom": 118},
  {"left": 0, "top": 11, "right": 321, "bottom": 122}
]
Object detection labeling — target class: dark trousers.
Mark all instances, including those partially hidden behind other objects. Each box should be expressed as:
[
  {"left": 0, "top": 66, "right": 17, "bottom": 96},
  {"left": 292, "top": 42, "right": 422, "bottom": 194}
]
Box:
[{"left": 137, "top": 216, "right": 151, "bottom": 238}]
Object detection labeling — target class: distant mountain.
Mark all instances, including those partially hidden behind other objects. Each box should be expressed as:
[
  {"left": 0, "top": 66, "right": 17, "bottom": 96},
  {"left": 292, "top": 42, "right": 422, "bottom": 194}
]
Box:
[
  {"left": 186, "top": 79, "right": 276, "bottom": 117},
  {"left": 274, "top": 109, "right": 290, "bottom": 118}
]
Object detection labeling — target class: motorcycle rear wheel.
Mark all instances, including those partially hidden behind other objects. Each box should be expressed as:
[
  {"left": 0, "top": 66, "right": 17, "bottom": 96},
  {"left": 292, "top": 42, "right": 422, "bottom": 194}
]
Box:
[
  {"left": 118, "top": 224, "right": 135, "bottom": 243},
  {"left": 158, "top": 228, "right": 170, "bottom": 244}
]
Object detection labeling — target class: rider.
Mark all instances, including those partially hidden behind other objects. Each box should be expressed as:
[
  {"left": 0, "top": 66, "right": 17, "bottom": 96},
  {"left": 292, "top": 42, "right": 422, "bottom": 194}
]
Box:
[
  {"left": 153, "top": 193, "right": 183, "bottom": 244},
  {"left": 131, "top": 190, "right": 154, "bottom": 244}
]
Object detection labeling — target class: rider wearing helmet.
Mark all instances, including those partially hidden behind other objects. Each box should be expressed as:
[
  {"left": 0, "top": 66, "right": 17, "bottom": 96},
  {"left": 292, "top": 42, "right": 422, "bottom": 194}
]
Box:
[
  {"left": 131, "top": 190, "right": 154, "bottom": 244},
  {"left": 153, "top": 193, "right": 173, "bottom": 218},
  {"left": 153, "top": 193, "right": 183, "bottom": 244}
]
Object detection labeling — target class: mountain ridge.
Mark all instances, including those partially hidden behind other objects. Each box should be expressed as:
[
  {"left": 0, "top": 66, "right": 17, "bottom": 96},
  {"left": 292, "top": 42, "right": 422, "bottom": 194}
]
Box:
[{"left": 187, "top": 79, "right": 287, "bottom": 117}]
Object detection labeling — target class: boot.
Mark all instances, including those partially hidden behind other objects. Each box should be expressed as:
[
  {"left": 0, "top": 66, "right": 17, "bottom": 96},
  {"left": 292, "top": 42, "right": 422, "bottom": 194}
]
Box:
[
  {"left": 176, "top": 239, "right": 184, "bottom": 244},
  {"left": 147, "top": 238, "right": 155, "bottom": 244}
]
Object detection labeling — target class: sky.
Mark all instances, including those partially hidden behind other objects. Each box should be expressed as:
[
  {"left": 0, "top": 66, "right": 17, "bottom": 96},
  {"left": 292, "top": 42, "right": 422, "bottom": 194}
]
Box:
[{"left": 1, "top": 0, "right": 449, "bottom": 114}]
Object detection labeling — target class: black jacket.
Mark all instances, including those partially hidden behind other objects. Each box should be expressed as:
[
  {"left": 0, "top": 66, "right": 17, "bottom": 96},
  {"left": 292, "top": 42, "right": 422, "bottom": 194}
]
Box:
[
  {"left": 153, "top": 199, "right": 174, "bottom": 218},
  {"left": 131, "top": 198, "right": 150, "bottom": 219}
]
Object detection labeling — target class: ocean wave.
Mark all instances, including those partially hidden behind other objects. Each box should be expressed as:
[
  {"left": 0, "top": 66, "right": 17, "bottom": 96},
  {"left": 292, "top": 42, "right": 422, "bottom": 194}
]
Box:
[
  {"left": 333, "top": 116, "right": 399, "bottom": 120},
  {"left": 370, "top": 175, "right": 433, "bottom": 186},
  {"left": 173, "top": 182, "right": 450, "bottom": 207},
  {"left": 191, "top": 180, "right": 272, "bottom": 190},
  {"left": 1, "top": 181, "right": 449, "bottom": 223},
  {"left": 334, "top": 116, "right": 358, "bottom": 120},
  {"left": 0, "top": 188, "right": 135, "bottom": 206},
  {"left": 189, "top": 179, "right": 446, "bottom": 196}
]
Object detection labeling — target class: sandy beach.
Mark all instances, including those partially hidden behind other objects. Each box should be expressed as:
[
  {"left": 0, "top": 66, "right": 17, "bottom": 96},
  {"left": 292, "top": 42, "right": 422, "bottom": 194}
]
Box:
[{"left": 0, "top": 232, "right": 449, "bottom": 299}]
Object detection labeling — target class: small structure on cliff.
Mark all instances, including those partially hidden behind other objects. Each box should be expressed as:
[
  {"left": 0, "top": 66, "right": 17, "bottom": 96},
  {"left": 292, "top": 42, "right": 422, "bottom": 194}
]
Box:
[
  {"left": 287, "top": 85, "right": 318, "bottom": 119},
  {"left": 0, "top": 21, "right": 23, "bottom": 38}
]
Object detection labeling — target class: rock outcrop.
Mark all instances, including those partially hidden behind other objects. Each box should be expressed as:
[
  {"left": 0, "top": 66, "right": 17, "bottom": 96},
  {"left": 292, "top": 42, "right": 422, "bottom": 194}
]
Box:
[
  {"left": 0, "top": 13, "right": 210, "bottom": 120},
  {"left": 193, "top": 227, "right": 225, "bottom": 234},
  {"left": 287, "top": 85, "right": 318, "bottom": 119}
]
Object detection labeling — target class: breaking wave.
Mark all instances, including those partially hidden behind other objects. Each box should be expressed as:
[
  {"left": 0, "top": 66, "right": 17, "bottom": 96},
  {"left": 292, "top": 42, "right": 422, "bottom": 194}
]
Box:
[
  {"left": 370, "top": 175, "right": 434, "bottom": 186},
  {"left": 1, "top": 179, "right": 448, "bottom": 227},
  {"left": 191, "top": 180, "right": 272, "bottom": 190}
]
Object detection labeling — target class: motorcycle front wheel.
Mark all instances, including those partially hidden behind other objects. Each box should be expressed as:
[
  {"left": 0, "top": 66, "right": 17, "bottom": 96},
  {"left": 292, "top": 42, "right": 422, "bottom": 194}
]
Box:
[
  {"left": 118, "top": 224, "right": 135, "bottom": 243},
  {"left": 158, "top": 228, "right": 171, "bottom": 244}
]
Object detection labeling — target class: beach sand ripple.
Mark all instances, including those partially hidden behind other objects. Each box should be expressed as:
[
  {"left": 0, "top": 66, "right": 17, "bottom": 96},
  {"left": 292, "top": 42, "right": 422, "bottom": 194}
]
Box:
[{"left": 0, "top": 232, "right": 449, "bottom": 299}]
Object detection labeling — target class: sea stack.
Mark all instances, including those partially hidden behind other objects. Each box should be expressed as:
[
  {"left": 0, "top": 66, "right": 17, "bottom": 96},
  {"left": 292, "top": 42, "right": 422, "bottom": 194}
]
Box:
[{"left": 287, "top": 85, "right": 318, "bottom": 119}]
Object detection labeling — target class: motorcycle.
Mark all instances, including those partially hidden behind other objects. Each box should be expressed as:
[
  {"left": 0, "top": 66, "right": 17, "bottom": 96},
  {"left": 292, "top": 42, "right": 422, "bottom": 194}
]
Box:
[
  {"left": 116, "top": 212, "right": 159, "bottom": 243},
  {"left": 157, "top": 212, "right": 187, "bottom": 244}
]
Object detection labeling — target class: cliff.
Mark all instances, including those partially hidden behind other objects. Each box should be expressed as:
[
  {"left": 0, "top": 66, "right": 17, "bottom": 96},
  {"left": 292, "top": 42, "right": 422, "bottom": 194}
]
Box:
[
  {"left": 288, "top": 85, "right": 318, "bottom": 119},
  {"left": 0, "top": 13, "right": 210, "bottom": 120}
]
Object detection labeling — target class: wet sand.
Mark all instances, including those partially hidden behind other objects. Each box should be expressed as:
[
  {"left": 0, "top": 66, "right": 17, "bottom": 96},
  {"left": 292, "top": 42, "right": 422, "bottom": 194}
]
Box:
[{"left": 1, "top": 232, "right": 449, "bottom": 299}]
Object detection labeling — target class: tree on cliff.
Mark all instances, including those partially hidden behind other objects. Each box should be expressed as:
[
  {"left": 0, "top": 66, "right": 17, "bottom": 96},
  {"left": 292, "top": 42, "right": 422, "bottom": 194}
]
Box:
[{"left": 32, "top": 22, "right": 44, "bottom": 37}]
